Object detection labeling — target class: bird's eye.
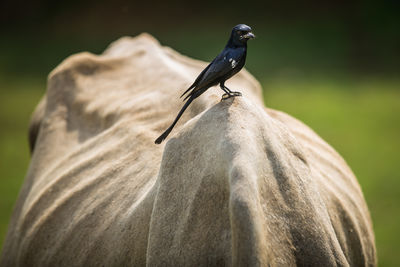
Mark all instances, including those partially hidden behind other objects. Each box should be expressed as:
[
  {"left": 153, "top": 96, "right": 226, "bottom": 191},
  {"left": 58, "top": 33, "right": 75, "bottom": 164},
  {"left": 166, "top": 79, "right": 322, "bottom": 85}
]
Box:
[{"left": 240, "top": 31, "right": 247, "bottom": 35}]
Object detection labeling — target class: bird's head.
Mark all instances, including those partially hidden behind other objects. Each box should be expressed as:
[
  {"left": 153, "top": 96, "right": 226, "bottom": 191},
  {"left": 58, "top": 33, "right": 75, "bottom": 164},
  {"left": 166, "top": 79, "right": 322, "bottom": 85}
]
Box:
[{"left": 230, "top": 24, "right": 255, "bottom": 45}]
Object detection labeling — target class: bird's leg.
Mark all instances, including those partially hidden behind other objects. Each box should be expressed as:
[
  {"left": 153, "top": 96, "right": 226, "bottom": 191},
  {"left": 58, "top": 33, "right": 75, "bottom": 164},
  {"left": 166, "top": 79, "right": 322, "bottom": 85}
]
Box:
[
  {"left": 220, "top": 83, "right": 242, "bottom": 100},
  {"left": 223, "top": 85, "right": 242, "bottom": 98},
  {"left": 220, "top": 83, "right": 233, "bottom": 100}
]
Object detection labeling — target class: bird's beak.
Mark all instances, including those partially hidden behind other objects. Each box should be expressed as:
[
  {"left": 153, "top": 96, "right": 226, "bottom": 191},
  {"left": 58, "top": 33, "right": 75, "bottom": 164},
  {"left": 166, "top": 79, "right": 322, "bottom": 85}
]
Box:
[{"left": 245, "top": 32, "right": 256, "bottom": 39}]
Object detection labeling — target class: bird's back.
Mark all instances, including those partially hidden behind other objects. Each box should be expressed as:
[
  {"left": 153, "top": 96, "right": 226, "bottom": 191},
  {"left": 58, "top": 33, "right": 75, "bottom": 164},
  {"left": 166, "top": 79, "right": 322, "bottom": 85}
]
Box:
[{"left": 196, "top": 46, "right": 247, "bottom": 90}]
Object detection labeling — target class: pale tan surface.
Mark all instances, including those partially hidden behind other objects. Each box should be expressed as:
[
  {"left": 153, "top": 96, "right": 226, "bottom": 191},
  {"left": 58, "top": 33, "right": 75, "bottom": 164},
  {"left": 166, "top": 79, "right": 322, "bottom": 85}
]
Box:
[{"left": 1, "top": 34, "right": 376, "bottom": 266}]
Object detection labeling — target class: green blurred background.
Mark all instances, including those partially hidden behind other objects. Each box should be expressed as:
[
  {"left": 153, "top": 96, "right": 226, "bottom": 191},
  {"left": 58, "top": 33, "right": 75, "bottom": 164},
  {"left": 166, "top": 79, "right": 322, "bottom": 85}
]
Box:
[{"left": 1, "top": 0, "right": 399, "bottom": 265}]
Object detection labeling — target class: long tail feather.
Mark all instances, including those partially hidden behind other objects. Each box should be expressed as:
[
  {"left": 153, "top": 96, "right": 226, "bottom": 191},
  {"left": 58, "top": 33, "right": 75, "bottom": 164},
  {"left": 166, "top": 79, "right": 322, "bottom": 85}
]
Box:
[
  {"left": 180, "top": 84, "right": 195, "bottom": 98},
  {"left": 183, "top": 91, "right": 194, "bottom": 101},
  {"left": 155, "top": 96, "right": 195, "bottom": 144}
]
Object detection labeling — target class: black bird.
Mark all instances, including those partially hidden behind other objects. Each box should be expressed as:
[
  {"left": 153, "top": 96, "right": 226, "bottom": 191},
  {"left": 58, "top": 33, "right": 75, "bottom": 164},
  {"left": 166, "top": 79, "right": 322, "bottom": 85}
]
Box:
[{"left": 155, "top": 24, "right": 255, "bottom": 144}]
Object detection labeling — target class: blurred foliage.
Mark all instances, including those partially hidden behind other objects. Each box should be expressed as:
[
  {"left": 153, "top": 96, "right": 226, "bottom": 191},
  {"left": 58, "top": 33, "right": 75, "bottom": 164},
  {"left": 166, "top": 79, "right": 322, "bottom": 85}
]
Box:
[
  {"left": 1, "top": 0, "right": 399, "bottom": 79},
  {"left": 0, "top": 78, "right": 43, "bottom": 252},
  {"left": 0, "top": 0, "right": 399, "bottom": 266}
]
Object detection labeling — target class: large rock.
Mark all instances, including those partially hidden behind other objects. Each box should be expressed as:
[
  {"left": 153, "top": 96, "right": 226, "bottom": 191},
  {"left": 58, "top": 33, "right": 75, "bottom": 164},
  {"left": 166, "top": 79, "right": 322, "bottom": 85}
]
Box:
[{"left": 1, "top": 34, "right": 376, "bottom": 266}]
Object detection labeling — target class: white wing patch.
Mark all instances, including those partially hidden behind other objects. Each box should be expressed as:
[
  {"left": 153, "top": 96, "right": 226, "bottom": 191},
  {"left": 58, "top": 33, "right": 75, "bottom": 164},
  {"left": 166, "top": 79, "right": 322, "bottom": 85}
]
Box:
[{"left": 229, "top": 58, "right": 237, "bottom": 68}]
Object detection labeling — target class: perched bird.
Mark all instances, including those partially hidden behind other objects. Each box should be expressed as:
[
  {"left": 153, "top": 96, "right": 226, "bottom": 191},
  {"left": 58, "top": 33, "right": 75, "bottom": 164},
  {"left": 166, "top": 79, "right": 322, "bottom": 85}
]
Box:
[{"left": 155, "top": 24, "right": 255, "bottom": 144}]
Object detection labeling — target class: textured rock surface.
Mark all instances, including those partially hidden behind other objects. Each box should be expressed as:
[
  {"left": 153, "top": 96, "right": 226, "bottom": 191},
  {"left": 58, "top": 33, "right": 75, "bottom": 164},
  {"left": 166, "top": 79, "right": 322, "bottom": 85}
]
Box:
[{"left": 1, "top": 34, "right": 376, "bottom": 266}]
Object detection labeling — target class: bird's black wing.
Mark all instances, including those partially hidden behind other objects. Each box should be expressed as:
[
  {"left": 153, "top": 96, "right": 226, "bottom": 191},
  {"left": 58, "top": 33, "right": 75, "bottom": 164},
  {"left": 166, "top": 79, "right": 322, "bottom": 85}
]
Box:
[
  {"left": 182, "top": 50, "right": 238, "bottom": 100},
  {"left": 180, "top": 59, "right": 215, "bottom": 98}
]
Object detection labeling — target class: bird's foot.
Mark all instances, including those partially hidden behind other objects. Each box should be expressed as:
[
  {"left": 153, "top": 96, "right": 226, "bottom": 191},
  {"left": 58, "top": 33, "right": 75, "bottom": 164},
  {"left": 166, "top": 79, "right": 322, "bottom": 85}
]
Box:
[
  {"left": 221, "top": 91, "right": 242, "bottom": 101},
  {"left": 221, "top": 93, "right": 233, "bottom": 100},
  {"left": 231, "top": 91, "right": 242, "bottom": 96}
]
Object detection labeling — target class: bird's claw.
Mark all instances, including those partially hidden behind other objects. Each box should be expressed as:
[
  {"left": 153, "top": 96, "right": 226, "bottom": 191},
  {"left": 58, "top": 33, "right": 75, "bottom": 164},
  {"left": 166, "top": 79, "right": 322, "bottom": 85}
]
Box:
[
  {"left": 232, "top": 91, "right": 242, "bottom": 96},
  {"left": 221, "top": 91, "right": 242, "bottom": 101},
  {"left": 221, "top": 93, "right": 231, "bottom": 100}
]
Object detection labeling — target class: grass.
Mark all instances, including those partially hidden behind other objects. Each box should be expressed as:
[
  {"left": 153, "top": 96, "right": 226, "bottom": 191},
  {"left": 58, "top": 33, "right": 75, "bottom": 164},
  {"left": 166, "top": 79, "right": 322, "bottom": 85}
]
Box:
[
  {"left": 0, "top": 78, "right": 45, "bottom": 248},
  {"left": 0, "top": 75, "right": 399, "bottom": 266}
]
